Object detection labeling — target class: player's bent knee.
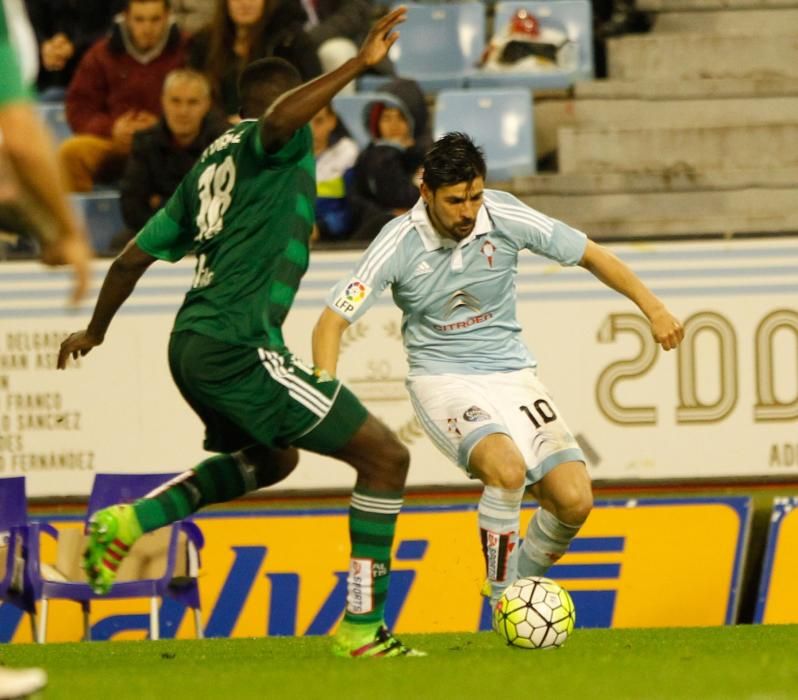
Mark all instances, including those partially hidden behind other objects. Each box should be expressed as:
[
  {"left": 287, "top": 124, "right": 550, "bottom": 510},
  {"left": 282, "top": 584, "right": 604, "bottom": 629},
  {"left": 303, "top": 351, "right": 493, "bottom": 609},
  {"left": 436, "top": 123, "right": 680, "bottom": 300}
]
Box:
[
  {"left": 336, "top": 414, "right": 410, "bottom": 488},
  {"left": 367, "top": 436, "right": 409, "bottom": 487},
  {"left": 469, "top": 433, "right": 526, "bottom": 490},
  {"left": 239, "top": 445, "right": 299, "bottom": 489},
  {"left": 554, "top": 483, "right": 593, "bottom": 525},
  {"left": 482, "top": 465, "right": 525, "bottom": 490},
  {"left": 385, "top": 436, "right": 410, "bottom": 472},
  {"left": 472, "top": 458, "right": 526, "bottom": 490}
]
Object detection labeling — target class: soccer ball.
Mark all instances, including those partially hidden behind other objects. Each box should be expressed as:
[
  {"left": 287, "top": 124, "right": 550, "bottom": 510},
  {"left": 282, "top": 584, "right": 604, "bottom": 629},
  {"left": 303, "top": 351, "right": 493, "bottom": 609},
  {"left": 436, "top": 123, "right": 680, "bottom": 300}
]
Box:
[{"left": 493, "top": 576, "right": 576, "bottom": 649}]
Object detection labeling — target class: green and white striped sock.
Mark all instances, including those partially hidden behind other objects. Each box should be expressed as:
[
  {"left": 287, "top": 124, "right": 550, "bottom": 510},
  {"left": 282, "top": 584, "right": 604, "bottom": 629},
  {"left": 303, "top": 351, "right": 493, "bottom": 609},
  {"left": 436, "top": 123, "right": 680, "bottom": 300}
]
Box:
[
  {"left": 343, "top": 487, "right": 404, "bottom": 629},
  {"left": 132, "top": 454, "right": 256, "bottom": 533}
]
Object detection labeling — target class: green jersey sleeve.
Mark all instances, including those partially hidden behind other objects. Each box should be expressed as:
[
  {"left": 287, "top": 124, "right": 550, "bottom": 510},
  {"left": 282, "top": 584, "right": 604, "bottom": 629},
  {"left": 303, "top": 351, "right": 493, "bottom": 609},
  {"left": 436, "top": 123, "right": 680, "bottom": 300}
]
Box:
[
  {"left": 253, "top": 122, "right": 313, "bottom": 168},
  {"left": 0, "top": 3, "right": 31, "bottom": 105},
  {"left": 135, "top": 204, "right": 194, "bottom": 263}
]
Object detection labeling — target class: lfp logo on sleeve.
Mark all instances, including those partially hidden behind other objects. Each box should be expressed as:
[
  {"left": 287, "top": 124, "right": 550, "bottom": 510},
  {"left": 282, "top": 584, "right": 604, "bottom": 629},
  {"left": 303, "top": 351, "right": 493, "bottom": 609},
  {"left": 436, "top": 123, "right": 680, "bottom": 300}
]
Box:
[{"left": 333, "top": 278, "right": 371, "bottom": 317}]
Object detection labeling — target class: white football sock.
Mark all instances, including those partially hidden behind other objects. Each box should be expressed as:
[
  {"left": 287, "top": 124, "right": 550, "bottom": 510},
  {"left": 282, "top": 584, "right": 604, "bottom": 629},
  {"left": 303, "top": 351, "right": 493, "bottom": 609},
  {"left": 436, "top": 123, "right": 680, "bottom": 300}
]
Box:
[
  {"left": 478, "top": 484, "right": 525, "bottom": 606},
  {"left": 518, "top": 507, "right": 581, "bottom": 578}
]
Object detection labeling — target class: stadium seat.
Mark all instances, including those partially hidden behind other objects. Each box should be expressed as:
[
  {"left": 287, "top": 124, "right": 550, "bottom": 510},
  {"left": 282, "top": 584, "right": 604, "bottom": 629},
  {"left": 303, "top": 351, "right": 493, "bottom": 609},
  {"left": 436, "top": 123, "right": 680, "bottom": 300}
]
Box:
[
  {"left": 0, "top": 477, "right": 41, "bottom": 642},
  {"left": 331, "top": 92, "right": 409, "bottom": 149},
  {"left": 434, "top": 88, "right": 536, "bottom": 180},
  {"left": 468, "top": 0, "right": 594, "bottom": 89},
  {"left": 36, "top": 473, "right": 205, "bottom": 643},
  {"left": 70, "top": 191, "right": 126, "bottom": 255},
  {"left": 359, "top": 2, "right": 485, "bottom": 92},
  {"left": 36, "top": 102, "right": 72, "bottom": 144}
]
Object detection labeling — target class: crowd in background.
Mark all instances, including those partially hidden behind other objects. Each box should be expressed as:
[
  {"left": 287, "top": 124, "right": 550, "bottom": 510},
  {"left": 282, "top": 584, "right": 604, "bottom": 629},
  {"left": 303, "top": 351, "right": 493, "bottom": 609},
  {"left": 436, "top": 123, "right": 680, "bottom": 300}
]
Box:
[{"left": 10, "top": 0, "right": 649, "bottom": 252}]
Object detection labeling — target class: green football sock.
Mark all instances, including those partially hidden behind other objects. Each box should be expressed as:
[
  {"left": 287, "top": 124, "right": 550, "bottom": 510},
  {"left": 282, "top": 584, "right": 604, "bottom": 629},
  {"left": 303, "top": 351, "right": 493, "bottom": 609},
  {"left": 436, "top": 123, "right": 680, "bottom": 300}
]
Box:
[
  {"left": 133, "top": 454, "right": 254, "bottom": 533},
  {"left": 342, "top": 487, "right": 404, "bottom": 629}
]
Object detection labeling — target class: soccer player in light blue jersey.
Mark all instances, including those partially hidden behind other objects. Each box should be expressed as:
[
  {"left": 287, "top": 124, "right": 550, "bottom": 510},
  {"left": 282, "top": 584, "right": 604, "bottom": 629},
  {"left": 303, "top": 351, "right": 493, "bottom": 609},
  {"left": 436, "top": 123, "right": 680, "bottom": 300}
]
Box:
[{"left": 313, "top": 132, "right": 684, "bottom": 610}]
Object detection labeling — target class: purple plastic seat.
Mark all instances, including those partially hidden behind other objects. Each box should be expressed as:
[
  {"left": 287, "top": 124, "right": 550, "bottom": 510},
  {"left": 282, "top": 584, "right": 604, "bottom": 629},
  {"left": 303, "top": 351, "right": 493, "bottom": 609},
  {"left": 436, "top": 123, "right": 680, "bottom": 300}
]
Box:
[
  {"left": 36, "top": 473, "right": 204, "bottom": 642},
  {"left": 0, "top": 477, "right": 40, "bottom": 640}
]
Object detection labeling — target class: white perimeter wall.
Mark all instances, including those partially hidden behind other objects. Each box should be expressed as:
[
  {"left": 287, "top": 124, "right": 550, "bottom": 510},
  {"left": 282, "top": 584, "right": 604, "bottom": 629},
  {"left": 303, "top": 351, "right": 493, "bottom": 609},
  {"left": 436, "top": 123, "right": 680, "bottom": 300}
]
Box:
[{"left": 1, "top": 236, "right": 796, "bottom": 497}]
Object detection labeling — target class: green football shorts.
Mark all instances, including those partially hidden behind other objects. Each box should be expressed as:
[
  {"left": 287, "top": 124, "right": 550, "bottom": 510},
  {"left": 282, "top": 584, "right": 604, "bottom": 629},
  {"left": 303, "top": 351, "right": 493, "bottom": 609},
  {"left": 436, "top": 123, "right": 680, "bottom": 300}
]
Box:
[{"left": 168, "top": 331, "right": 367, "bottom": 454}]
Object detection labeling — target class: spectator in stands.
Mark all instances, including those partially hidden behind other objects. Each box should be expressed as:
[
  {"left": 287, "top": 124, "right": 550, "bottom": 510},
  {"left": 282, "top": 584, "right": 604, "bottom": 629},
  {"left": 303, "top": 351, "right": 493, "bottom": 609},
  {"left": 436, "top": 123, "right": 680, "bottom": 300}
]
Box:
[
  {"left": 310, "top": 104, "right": 359, "bottom": 242},
  {"left": 118, "top": 69, "right": 226, "bottom": 244},
  {"left": 349, "top": 77, "right": 430, "bottom": 241},
  {"left": 58, "top": 0, "right": 187, "bottom": 192},
  {"left": 25, "top": 0, "right": 124, "bottom": 97},
  {"left": 171, "top": 0, "right": 216, "bottom": 35},
  {"left": 301, "top": 0, "right": 376, "bottom": 93},
  {"left": 189, "top": 0, "right": 322, "bottom": 122}
]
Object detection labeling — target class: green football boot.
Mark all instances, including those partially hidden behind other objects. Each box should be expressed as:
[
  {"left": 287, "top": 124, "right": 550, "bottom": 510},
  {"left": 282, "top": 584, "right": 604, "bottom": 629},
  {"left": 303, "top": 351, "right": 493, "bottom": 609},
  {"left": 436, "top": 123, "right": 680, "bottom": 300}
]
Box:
[
  {"left": 82, "top": 504, "right": 143, "bottom": 594},
  {"left": 332, "top": 622, "right": 426, "bottom": 658}
]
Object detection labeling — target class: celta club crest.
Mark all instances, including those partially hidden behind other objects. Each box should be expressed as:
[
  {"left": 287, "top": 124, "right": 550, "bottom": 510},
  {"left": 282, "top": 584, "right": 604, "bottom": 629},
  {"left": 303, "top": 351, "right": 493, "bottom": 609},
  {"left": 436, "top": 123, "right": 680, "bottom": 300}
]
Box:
[{"left": 481, "top": 239, "right": 496, "bottom": 268}]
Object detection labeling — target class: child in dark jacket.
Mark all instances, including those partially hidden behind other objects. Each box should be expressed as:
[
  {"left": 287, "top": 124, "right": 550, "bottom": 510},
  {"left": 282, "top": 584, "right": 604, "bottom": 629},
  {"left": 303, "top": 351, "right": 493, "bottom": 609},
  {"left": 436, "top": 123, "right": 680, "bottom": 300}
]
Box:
[{"left": 349, "top": 77, "right": 431, "bottom": 241}]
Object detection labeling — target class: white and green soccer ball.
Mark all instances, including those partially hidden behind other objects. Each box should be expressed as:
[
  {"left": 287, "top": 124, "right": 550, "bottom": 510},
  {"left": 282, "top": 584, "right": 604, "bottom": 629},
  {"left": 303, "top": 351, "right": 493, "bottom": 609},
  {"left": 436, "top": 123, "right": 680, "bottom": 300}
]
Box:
[{"left": 493, "top": 576, "right": 576, "bottom": 649}]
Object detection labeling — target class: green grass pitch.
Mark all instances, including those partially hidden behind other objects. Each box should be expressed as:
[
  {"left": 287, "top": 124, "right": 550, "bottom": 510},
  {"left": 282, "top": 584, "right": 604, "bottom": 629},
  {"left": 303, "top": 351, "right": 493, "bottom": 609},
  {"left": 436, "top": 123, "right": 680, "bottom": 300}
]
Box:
[{"left": 2, "top": 626, "right": 798, "bottom": 699}]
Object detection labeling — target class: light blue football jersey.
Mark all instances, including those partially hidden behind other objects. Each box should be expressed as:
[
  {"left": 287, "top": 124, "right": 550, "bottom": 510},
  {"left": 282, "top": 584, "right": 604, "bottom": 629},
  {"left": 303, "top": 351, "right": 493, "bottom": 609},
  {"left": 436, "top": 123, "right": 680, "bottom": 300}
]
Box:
[{"left": 326, "top": 189, "right": 588, "bottom": 375}]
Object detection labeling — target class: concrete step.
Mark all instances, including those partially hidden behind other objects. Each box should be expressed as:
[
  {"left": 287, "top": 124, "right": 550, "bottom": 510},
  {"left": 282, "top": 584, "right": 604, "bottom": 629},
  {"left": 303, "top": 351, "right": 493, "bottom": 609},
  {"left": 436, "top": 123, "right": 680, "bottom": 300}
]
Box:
[
  {"left": 608, "top": 34, "right": 798, "bottom": 80},
  {"left": 638, "top": 0, "right": 798, "bottom": 12},
  {"left": 533, "top": 90, "right": 798, "bottom": 158},
  {"left": 574, "top": 77, "right": 798, "bottom": 99},
  {"left": 513, "top": 167, "right": 798, "bottom": 193},
  {"left": 652, "top": 8, "right": 798, "bottom": 33},
  {"left": 557, "top": 123, "right": 798, "bottom": 173},
  {"left": 534, "top": 83, "right": 798, "bottom": 159},
  {"left": 537, "top": 95, "right": 798, "bottom": 133},
  {"left": 512, "top": 185, "right": 798, "bottom": 237}
]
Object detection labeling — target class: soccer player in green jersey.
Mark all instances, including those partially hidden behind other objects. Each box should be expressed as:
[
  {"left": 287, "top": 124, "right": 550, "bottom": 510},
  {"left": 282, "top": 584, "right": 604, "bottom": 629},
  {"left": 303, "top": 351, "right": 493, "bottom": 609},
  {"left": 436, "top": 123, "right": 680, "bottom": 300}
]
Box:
[
  {"left": 0, "top": 0, "right": 92, "bottom": 303},
  {"left": 57, "top": 8, "right": 422, "bottom": 658}
]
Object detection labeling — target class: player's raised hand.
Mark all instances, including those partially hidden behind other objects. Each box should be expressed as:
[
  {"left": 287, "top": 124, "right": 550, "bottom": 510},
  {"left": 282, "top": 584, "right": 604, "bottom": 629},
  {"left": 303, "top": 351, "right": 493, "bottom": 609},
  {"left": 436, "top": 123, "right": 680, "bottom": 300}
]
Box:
[
  {"left": 649, "top": 308, "right": 684, "bottom": 351},
  {"left": 57, "top": 329, "right": 102, "bottom": 369},
  {"left": 358, "top": 6, "right": 406, "bottom": 67}
]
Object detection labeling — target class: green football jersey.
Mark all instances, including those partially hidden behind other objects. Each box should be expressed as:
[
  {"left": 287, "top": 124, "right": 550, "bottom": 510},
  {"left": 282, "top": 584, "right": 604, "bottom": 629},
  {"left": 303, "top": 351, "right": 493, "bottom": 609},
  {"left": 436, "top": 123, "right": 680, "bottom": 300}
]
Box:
[
  {"left": 0, "top": 0, "right": 36, "bottom": 105},
  {"left": 136, "top": 119, "right": 316, "bottom": 350}
]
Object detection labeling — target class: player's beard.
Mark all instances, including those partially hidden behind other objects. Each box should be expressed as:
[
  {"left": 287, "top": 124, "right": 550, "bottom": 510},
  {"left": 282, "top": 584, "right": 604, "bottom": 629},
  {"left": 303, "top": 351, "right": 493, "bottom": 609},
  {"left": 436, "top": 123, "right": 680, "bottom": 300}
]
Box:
[
  {"left": 452, "top": 219, "right": 476, "bottom": 239},
  {"left": 426, "top": 202, "right": 474, "bottom": 241}
]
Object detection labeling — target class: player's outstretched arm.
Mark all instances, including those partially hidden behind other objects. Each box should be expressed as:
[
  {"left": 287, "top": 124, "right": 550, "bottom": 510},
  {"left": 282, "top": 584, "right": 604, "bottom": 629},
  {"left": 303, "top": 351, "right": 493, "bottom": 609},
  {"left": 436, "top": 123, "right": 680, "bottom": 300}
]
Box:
[
  {"left": 312, "top": 307, "right": 352, "bottom": 377},
  {"left": 579, "top": 240, "right": 684, "bottom": 351},
  {"left": 260, "top": 6, "right": 406, "bottom": 152},
  {"left": 57, "top": 241, "right": 157, "bottom": 369},
  {"left": 0, "top": 103, "right": 94, "bottom": 304}
]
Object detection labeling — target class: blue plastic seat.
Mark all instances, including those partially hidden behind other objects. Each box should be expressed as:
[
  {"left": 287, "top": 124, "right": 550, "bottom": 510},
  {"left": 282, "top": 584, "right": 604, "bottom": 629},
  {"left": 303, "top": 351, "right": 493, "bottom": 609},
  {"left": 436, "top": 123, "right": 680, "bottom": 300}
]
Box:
[
  {"left": 468, "top": 0, "right": 593, "bottom": 89},
  {"left": 70, "top": 191, "right": 126, "bottom": 255},
  {"left": 36, "top": 102, "right": 72, "bottom": 144},
  {"left": 360, "top": 2, "right": 485, "bottom": 92},
  {"left": 37, "top": 473, "right": 204, "bottom": 642},
  {"left": 331, "top": 92, "right": 409, "bottom": 149},
  {"left": 434, "top": 88, "right": 535, "bottom": 180}
]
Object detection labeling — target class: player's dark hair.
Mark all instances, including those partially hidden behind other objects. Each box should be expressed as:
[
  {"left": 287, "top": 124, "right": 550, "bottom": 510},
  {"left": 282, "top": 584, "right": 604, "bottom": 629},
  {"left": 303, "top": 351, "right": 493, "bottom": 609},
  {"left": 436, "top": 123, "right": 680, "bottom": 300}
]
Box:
[
  {"left": 238, "top": 58, "right": 302, "bottom": 119},
  {"left": 422, "top": 132, "right": 487, "bottom": 191}
]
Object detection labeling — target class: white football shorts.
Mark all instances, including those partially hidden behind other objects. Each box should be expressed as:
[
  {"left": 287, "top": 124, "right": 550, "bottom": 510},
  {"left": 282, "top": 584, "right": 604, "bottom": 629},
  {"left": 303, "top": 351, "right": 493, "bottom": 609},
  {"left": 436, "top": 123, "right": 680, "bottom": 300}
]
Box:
[{"left": 406, "top": 368, "right": 585, "bottom": 485}]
